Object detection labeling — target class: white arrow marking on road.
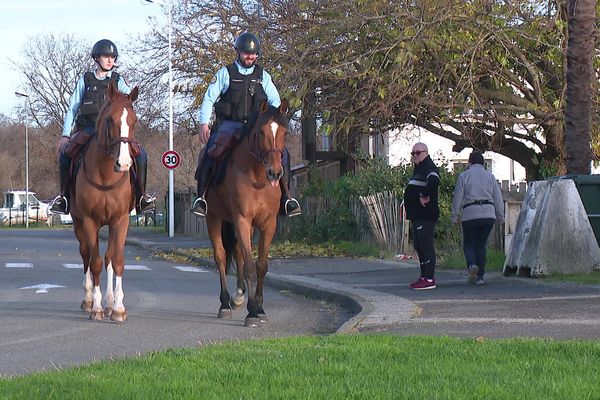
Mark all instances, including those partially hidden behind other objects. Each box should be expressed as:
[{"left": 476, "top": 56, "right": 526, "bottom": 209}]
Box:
[
  {"left": 174, "top": 266, "right": 209, "bottom": 273},
  {"left": 20, "top": 283, "right": 66, "bottom": 294},
  {"left": 6, "top": 263, "right": 33, "bottom": 268}
]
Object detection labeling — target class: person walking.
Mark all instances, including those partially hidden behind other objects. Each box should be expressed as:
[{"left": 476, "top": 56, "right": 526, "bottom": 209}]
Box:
[
  {"left": 404, "top": 142, "right": 440, "bottom": 290},
  {"left": 48, "top": 39, "right": 155, "bottom": 215},
  {"left": 451, "top": 151, "right": 505, "bottom": 285},
  {"left": 191, "top": 32, "right": 301, "bottom": 218}
]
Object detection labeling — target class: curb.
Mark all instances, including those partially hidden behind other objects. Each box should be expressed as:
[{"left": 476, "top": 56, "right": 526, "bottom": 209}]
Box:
[{"left": 124, "top": 236, "right": 418, "bottom": 333}]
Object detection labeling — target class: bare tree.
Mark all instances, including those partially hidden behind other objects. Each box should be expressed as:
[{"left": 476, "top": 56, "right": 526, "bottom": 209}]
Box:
[
  {"left": 11, "top": 33, "right": 91, "bottom": 128},
  {"left": 564, "top": 0, "right": 596, "bottom": 175}
]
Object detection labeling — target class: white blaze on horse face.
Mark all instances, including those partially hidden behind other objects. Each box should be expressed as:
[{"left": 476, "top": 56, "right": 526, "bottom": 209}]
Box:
[
  {"left": 270, "top": 121, "right": 279, "bottom": 145},
  {"left": 117, "top": 107, "right": 133, "bottom": 171}
]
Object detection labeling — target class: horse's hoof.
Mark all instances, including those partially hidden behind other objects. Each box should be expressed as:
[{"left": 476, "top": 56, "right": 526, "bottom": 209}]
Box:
[
  {"left": 218, "top": 308, "right": 232, "bottom": 319},
  {"left": 90, "top": 310, "right": 105, "bottom": 321},
  {"left": 257, "top": 313, "right": 268, "bottom": 323},
  {"left": 104, "top": 306, "right": 113, "bottom": 316},
  {"left": 110, "top": 309, "right": 128, "bottom": 322},
  {"left": 81, "top": 300, "right": 93, "bottom": 312},
  {"left": 244, "top": 317, "right": 261, "bottom": 328}
]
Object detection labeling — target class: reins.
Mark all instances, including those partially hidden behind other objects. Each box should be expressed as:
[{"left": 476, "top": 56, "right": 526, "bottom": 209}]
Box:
[{"left": 81, "top": 104, "right": 134, "bottom": 191}]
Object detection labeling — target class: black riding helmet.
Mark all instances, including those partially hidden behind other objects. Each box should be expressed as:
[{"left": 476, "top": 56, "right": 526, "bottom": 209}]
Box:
[
  {"left": 91, "top": 39, "right": 119, "bottom": 61},
  {"left": 234, "top": 32, "right": 260, "bottom": 55}
]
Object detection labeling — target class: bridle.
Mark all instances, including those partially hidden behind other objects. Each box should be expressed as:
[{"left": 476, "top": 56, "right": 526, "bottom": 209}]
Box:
[
  {"left": 99, "top": 107, "right": 136, "bottom": 156},
  {"left": 249, "top": 117, "right": 284, "bottom": 167}
]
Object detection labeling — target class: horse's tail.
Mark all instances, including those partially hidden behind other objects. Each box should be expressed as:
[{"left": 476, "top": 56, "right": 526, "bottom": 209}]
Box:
[{"left": 222, "top": 221, "right": 237, "bottom": 275}]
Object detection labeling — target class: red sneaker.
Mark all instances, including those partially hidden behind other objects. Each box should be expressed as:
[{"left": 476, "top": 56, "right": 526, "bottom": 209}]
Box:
[
  {"left": 409, "top": 277, "right": 425, "bottom": 288},
  {"left": 411, "top": 278, "right": 437, "bottom": 290}
]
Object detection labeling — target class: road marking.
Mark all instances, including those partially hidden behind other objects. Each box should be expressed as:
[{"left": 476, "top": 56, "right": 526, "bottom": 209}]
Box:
[
  {"left": 20, "top": 283, "right": 66, "bottom": 293},
  {"left": 125, "top": 264, "right": 151, "bottom": 271},
  {"left": 6, "top": 263, "right": 33, "bottom": 268},
  {"left": 174, "top": 266, "right": 209, "bottom": 273},
  {"left": 63, "top": 263, "right": 84, "bottom": 269}
]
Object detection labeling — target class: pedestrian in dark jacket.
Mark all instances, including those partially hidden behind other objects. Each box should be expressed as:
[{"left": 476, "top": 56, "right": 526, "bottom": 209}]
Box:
[
  {"left": 404, "top": 142, "right": 440, "bottom": 290},
  {"left": 451, "top": 151, "right": 505, "bottom": 285}
]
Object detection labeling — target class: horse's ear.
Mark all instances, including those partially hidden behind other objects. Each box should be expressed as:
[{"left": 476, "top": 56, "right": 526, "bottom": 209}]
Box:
[
  {"left": 129, "top": 86, "right": 139, "bottom": 102},
  {"left": 279, "top": 99, "right": 288, "bottom": 114},
  {"left": 259, "top": 100, "right": 269, "bottom": 114}
]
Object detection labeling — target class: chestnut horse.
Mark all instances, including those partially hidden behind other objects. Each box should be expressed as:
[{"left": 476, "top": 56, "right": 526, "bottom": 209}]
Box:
[
  {"left": 71, "top": 85, "right": 139, "bottom": 322},
  {"left": 206, "top": 100, "right": 289, "bottom": 327}
]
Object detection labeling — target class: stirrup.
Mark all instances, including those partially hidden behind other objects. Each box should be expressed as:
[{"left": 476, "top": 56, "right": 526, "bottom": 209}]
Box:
[
  {"left": 48, "top": 195, "right": 68, "bottom": 215},
  {"left": 284, "top": 198, "right": 302, "bottom": 217},
  {"left": 191, "top": 197, "right": 207, "bottom": 217},
  {"left": 138, "top": 192, "right": 157, "bottom": 214}
]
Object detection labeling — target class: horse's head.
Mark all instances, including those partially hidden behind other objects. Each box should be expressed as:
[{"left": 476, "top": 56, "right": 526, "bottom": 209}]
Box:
[
  {"left": 251, "top": 99, "right": 289, "bottom": 186},
  {"left": 96, "top": 85, "right": 139, "bottom": 172}
]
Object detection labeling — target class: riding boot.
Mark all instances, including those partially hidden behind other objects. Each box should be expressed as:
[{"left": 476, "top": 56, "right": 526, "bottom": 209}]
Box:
[
  {"left": 135, "top": 152, "right": 156, "bottom": 214},
  {"left": 278, "top": 147, "right": 301, "bottom": 217},
  {"left": 191, "top": 161, "right": 212, "bottom": 217},
  {"left": 49, "top": 154, "right": 70, "bottom": 215}
]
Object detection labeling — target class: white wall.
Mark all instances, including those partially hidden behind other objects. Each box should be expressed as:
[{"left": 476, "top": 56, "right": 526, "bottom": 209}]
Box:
[{"left": 371, "top": 126, "right": 527, "bottom": 183}]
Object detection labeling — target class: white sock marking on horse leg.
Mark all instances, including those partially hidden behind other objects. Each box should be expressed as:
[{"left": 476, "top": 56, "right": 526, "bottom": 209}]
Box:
[
  {"left": 117, "top": 108, "right": 132, "bottom": 169},
  {"left": 104, "top": 261, "right": 114, "bottom": 309},
  {"left": 113, "top": 276, "right": 125, "bottom": 312},
  {"left": 92, "top": 286, "right": 103, "bottom": 313},
  {"left": 83, "top": 269, "right": 93, "bottom": 305}
]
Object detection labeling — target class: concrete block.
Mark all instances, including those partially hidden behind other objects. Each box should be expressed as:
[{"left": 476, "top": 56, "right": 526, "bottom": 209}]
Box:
[{"left": 503, "top": 180, "right": 600, "bottom": 276}]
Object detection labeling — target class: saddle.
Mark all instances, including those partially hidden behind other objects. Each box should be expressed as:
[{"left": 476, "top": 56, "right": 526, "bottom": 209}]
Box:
[{"left": 207, "top": 120, "right": 245, "bottom": 162}]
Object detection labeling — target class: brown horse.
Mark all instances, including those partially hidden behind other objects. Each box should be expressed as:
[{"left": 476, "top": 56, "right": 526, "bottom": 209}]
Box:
[
  {"left": 206, "top": 100, "right": 289, "bottom": 327},
  {"left": 71, "top": 85, "right": 139, "bottom": 322}
]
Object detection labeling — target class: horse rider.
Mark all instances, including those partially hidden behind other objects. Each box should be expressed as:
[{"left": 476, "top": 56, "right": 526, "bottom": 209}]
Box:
[
  {"left": 48, "top": 39, "right": 156, "bottom": 215},
  {"left": 191, "top": 32, "right": 301, "bottom": 218}
]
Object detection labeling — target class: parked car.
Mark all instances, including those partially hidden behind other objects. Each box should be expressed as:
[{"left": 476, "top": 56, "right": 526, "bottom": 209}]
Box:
[{"left": 0, "top": 190, "right": 49, "bottom": 225}]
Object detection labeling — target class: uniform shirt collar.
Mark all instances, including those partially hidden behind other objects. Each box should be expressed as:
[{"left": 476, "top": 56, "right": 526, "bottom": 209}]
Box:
[{"left": 235, "top": 59, "right": 255, "bottom": 75}]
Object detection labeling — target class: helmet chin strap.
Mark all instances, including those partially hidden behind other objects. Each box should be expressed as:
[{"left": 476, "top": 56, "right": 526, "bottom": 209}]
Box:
[{"left": 95, "top": 57, "right": 115, "bottom": 72}]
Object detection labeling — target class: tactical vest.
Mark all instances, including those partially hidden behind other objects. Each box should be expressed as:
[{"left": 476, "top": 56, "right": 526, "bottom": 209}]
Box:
[
  {"left": 214, "top": 64, "right": 267, "bottom": 122},
  {"left": 75, "top": 71, "right": 120, "bottom": 131}
]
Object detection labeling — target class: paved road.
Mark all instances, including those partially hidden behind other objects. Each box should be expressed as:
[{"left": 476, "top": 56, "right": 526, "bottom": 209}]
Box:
[
  {"left": 0, "top": 229, "right": 348, "bottom": 377},
  {"left": 121, "top": 228, "right": 600, "bottom": 341}
]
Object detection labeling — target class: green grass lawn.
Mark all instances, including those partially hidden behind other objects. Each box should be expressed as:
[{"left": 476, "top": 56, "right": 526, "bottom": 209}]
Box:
[{"left": 1, "top": 334, "right": 599, "bottom": 399}]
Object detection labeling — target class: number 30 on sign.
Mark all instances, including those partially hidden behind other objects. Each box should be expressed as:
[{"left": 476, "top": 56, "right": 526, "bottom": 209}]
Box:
[{"left": 161, "top": 150, "right": 181, "bottom": 170}]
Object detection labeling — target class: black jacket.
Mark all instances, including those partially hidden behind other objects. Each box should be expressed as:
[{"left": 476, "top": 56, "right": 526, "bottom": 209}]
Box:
[{"left": 404, "top": 156, "right": 440, "bottom": 221}]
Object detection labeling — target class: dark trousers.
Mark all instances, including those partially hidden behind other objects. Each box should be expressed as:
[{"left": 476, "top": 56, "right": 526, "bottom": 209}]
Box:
[
  {"left": 411, "top": 220, "right": 436, "bottom": 279},
  {"left": 461, "top": 218, "right": 495, "bottom": 277}
]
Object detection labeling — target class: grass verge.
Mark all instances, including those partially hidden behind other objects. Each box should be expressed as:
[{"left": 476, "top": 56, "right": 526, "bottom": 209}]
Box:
[{"left": 1, "top": 334, "right": 600, "bottom": 399}]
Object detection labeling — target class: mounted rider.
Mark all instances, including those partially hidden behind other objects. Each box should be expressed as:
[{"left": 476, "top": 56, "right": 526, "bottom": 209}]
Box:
[
  {"left": 191, "top": 32, "right": 301, "bottom": 218},
  {"left": 48, "top": 39, "right": 156, "bottom": 215}
]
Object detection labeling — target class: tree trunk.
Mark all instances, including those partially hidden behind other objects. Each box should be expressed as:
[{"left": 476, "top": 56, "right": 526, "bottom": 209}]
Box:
[{"left": 564, "top": 0, "right": 596, "bottom": 175}]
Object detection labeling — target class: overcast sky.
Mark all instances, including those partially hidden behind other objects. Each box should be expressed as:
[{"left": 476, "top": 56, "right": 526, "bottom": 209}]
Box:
[{"left": 1, "top": 0, "right": 163, "bottom": 116}]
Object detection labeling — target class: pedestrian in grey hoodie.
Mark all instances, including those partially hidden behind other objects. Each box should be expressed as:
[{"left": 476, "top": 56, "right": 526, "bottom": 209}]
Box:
[{"left": 451, "top": 151, "right": 505, "bottom": 285}]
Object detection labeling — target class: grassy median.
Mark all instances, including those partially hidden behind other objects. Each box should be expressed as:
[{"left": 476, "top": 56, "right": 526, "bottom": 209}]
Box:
[{"left": 2, "top": 334, "right": 599, "bottom": 399}]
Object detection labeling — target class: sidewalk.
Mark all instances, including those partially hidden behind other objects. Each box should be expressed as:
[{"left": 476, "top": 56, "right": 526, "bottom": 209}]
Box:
[{"left": 125, "top": 227, "right": 600, "bottom": 339}]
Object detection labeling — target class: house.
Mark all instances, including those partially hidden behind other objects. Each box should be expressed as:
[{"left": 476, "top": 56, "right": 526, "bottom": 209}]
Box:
[{"left": 363, "top": 125, "right": 600, "bottom": 181}]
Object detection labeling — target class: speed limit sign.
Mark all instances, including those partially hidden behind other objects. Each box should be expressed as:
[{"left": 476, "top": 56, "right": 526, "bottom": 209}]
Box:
[{"left": 161, "top": 150, "right": 181, "bottom": 170}]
